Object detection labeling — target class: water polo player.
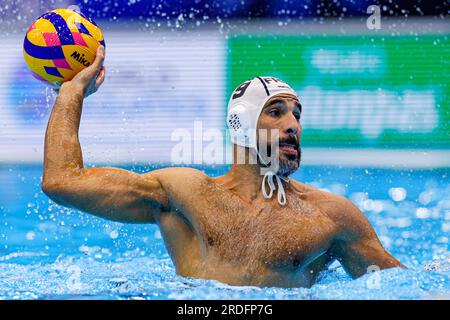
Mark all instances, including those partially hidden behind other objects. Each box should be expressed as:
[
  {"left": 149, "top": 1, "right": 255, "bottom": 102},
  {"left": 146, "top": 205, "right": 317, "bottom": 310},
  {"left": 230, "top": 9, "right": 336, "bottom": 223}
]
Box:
[{"left": 41, "top": 46, "right": 405, "bottom": 288}]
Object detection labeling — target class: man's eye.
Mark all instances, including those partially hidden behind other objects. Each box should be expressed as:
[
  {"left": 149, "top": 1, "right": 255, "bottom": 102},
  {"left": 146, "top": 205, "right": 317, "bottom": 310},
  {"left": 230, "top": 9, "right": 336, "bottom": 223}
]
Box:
[
  {"left": 269, "top": 109, "right": 280, "bottom": 117},
  {"left": 294, "top": 112, "right": 301, "bottom": 120}
]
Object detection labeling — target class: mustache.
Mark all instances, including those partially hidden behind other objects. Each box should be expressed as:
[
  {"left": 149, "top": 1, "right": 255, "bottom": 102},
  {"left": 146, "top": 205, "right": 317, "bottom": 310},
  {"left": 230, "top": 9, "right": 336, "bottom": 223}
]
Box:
[
  {"left": 262, "top": 137, "right": 300, "bottom": 158},
  {"left": 277, "top": 136, "right": 299, "bottom": 149},
  {"left": 257, "top": 137, "right": 302, "bottom": 169}
]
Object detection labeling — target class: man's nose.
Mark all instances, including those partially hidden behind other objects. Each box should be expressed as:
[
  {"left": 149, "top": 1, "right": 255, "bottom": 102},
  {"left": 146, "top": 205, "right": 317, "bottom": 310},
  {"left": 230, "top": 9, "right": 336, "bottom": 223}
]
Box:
[
  {"left": 284, "top": 116, "right": 300, "bottom": 136},
  {"left": 285, "top": 127, "right": 298, "bottom": 136}
]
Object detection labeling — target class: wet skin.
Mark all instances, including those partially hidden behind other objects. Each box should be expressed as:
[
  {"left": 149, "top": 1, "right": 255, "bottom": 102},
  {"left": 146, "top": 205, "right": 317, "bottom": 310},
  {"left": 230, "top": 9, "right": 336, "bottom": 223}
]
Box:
[{"left": 42, "top": 47, "right": 405, "bottom": 288}]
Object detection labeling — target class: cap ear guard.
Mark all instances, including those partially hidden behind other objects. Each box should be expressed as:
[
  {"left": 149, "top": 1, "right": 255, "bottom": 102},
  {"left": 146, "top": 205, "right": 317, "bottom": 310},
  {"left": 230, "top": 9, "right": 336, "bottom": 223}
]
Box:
[{"left": 227, "top": 103, "right": 256, "bottom": 148}]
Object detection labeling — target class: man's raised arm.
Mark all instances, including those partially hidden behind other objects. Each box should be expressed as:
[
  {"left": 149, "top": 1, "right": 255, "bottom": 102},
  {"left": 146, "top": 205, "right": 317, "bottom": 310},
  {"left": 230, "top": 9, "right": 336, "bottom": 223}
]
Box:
[{"left": 42, "top": 46, "right": 168, "bottom": 223}]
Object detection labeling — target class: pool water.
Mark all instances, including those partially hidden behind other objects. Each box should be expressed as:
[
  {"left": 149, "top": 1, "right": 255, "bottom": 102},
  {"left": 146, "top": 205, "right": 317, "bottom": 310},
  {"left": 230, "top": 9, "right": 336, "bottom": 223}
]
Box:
[{"left": 0, "top": 164, "right": 449, "bottom": 300}]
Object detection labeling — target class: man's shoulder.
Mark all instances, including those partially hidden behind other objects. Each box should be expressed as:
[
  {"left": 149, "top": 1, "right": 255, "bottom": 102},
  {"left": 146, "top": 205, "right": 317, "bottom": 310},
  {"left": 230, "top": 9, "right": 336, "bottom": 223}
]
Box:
[
  {"left": 144, "top": 167, "right": 210, "bottom": 179},
  {"left": 289, "top": 179, "right": 364, "bottom": 225},
  {"left": 147, "top": 166, "right": 207, "bottom": 177},
  {"left": 289, "top": 179, "right": 345, "bottom": 203},
  {"left": 143, "top": 166, "right": 213, "bottom": 195}
]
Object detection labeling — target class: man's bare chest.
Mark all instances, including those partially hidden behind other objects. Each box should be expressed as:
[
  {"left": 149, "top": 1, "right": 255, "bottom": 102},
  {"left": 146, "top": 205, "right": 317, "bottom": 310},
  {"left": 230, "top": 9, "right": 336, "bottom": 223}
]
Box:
[{"left": 187, "top": 194, "right": 337, "bottom": 269}]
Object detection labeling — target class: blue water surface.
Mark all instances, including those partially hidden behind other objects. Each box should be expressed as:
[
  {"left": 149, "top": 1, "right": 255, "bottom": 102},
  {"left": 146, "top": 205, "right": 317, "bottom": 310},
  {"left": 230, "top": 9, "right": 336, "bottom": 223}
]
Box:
[{"left": 0, "top": 164, "right": 449, "bottom": 300}]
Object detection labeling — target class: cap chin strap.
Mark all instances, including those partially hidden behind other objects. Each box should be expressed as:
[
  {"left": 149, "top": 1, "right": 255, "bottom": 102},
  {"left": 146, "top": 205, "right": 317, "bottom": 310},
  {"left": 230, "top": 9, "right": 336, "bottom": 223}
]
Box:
[
  {"left": 255, "top": 149, "right": 289, "bottom": 206},
  {"left": 261, "top": 171, "right": 289, "bottom": 206}
]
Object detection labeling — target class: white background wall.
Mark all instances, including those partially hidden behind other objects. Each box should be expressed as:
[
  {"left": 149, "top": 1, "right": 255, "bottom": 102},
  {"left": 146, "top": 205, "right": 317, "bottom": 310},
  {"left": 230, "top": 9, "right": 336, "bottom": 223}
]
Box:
[{"left": 0, "top": 30, "right": 226, "bottom": 164}]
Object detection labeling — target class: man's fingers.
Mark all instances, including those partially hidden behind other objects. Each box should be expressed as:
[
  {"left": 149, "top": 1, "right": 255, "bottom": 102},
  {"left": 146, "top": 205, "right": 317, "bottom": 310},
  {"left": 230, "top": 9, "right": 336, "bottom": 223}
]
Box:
[
  {"left": 68, "top": 45, "right": 106, "bottom": 96},
  {"left": 77, "top": 45, "right": 105, "bottom": 82},
  {"left": 95, "top": 66, "right": 106, "bottom": 88},
  {"left": 92, "top": 45, "right": 105, "bottom": 72}
]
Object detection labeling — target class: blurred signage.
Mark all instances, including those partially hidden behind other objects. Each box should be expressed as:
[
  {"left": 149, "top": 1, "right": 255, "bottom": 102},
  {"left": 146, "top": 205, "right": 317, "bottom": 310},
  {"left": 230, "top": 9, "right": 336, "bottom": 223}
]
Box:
[
  {"left": 228, "top": 35, "right": 449, "bottom": 147},
  {"left": 0, "top": 31, "right": 225, "bottom": 163}
]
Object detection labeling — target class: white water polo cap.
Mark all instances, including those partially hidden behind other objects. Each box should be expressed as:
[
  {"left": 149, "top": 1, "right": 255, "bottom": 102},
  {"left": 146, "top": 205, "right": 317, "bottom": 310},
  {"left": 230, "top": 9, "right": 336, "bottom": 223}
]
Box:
[
  {"left": 227, "top": 76, "right": 298, "bottom": 149},
  {"left": 227, "top": 77, "right": 299, "bottom": 206}
]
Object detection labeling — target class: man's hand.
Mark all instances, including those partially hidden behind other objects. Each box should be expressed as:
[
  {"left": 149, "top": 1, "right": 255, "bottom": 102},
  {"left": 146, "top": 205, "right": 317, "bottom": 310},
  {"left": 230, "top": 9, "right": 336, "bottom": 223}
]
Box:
[{"left": 59, "top": 45, "right": 106, "bottom": 97}]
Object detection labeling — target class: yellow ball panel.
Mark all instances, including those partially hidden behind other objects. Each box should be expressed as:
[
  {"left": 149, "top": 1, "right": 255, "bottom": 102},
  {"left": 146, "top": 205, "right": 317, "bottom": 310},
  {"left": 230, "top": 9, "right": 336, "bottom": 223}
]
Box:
[
  {"left": 80, "top": 34, "right": 102, "bottom": 52},
  {"left": 26, "top": 21, "right": 56, "bottom": 46},
  {"left": 33, "top": 18, "right": 58, "bottom": 34}
]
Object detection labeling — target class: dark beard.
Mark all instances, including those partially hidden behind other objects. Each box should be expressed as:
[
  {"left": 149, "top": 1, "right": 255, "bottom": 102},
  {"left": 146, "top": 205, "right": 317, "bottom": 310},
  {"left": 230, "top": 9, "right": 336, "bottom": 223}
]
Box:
[
  {"left": 256, "top": 137, "right": 301, "bottom": 177},
  {"left": 277, "top": 146, "right": 301, "bottom": 177}
]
